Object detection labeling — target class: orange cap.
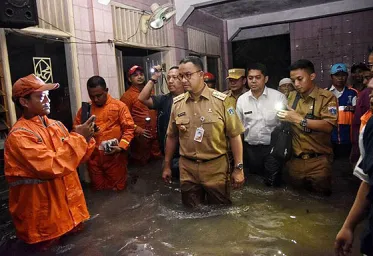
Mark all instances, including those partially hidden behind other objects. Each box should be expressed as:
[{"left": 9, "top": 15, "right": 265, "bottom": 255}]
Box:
[{"left": 12, "top": 74, "right": 59, "bottom": 98}]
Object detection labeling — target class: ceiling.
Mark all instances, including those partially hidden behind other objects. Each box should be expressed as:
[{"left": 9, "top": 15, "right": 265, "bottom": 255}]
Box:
[{"left": 197, "top": 0, "right": 341, "bottom": 20}]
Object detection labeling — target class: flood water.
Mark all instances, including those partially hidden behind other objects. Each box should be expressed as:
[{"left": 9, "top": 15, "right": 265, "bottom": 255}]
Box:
[{"left": 0, "top": 158, "right": 364, "bottom": 255}]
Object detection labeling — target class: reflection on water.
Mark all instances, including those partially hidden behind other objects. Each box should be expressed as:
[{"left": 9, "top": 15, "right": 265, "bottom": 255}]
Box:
[{"left": 0, "top": 159, "right": 363, "bottom": 255}]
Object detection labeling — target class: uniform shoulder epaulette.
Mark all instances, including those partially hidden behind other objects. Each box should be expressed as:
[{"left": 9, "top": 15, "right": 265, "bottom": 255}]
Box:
[
  {"left": 212, "top": 90, "right": 227, "bottom": 101},
  {"left": 173, "top": 93, "right": 185, "bottom": 104},
  {"left": 319, "top": 88, "right": 334, "bottom": 98}
]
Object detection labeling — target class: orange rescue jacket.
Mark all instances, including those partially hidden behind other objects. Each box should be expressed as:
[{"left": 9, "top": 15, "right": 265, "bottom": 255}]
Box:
[{"left": 4, "top": 115, "right": 95, "bottom": 244}]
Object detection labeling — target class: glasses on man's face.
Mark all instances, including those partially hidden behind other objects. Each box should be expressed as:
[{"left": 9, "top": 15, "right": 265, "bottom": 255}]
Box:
[{"left": 177, "top": 70, "right": 201, "bottom": 81}]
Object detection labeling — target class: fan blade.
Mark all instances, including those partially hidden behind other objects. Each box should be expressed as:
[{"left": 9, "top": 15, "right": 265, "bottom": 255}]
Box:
[{"left": 164, "top": 10, "right": 176, "bottom": 20}]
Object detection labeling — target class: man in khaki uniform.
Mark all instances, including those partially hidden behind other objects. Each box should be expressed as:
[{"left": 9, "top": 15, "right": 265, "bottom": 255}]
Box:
[
  {"left": 223, "top": 68, "right": 248, "bottom": 105},
  {"left": 277, "top": 59, "right": 338, "bottom": 196},
  {"left": 162, "top": 56, "right": 245, "bottom": 207}
]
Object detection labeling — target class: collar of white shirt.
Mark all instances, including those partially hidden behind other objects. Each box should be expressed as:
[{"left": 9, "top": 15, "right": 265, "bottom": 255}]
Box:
[
  {"left": 329, "top": 85, "right": 345, "bottom": 98},
  {"left": 247, "top": 86, "right": 268, "bottom": 98}
]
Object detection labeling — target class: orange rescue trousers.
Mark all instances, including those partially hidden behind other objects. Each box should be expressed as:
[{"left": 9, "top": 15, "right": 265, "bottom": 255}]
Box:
[
  {"left": 129, "top": 136, "right": 162, "bottom": 165},
  {"left": 88, "top": 150, "right": 128, "bottom": 190}
]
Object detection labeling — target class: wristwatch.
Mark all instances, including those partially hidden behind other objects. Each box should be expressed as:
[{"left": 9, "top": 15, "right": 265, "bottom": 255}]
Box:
[
  {"left": 300, "top": 118, "right": 308, "bottom": 127},
  {"left": 234, "top": 163, "right": 244, "bottom": 171},
  {"left": 150, "top": 78, "right": 158, "bottom": 84}
]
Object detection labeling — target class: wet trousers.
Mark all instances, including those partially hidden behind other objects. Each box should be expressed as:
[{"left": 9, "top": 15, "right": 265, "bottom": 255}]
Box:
[
  {"left": 244, "top": 143, "right": 283, "bottom": 186},
  {"left": 286, "top": 155, "right": 332, "bottom": 196},
  {"left": 129, "top": 136, "right": 162, "bottom": 165},
  {"left": 179, "top": 155, "right": 231, "bottom": 207},
  {"left": 87, "top": 151, "right": 128, "bottom": 191}
]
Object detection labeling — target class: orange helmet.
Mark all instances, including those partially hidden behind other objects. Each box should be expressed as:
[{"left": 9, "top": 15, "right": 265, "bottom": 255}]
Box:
[{"left": 203, "top": 72, "right": 216, "bottom": 83}]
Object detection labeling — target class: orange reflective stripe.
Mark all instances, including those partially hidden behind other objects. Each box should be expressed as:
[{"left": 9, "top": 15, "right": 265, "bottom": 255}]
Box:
[{"left": 338, "top": 110, "right": 353, "bottom": 125}]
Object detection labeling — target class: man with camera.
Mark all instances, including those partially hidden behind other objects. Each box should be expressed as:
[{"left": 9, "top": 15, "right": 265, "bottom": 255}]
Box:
[
  {"left": 277, "top": 59, "right": 338, "bottom": 196},
  {"left": 120, "top": 65, "right": 162, "bottom": 165},
  {"left": 5, "top": 74, "right": 96, "bottom": 247},
  {"left": 138, "top": 65, "right": 184, "bottom": 178},
  {"left": 74, "top": 76, "right": 135, "bottom": 191}
]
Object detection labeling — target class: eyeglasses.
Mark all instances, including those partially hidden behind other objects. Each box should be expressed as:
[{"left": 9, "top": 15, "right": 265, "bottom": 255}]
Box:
[{"left": 177, "top": 70, "right": 201, "bottom": 81}]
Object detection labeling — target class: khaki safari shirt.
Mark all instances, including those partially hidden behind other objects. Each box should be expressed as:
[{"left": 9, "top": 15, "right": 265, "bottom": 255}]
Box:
[
  {"left": 288, "top": 87, "right": 338, "bottom": 156},
  {"left": 167, "top": 85, "right": 244, "bottom": 160},
  {"left": 223, "top": 88, "right": 249, "bottom": 106}
]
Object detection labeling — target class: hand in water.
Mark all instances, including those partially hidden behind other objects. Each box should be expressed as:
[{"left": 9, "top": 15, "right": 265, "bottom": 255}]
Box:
[
  {"left": 162, "top": 167, "right": 172, "bottom": 184},
  {"left": 231, "top": 169, "right": 244, "bottom": 189},
  {"left": 334, "top": 227, "right": 353, "bottom": 256}
]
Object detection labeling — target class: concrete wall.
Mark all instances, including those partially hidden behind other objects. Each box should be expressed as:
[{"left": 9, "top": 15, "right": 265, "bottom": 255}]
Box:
[{"left": 290, "top": 9, "right": 373, "bottom": 88}]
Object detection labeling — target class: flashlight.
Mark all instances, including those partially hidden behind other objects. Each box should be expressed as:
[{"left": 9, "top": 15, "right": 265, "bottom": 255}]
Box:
[
  {"left": 275, "top": 102, "right": 284, "bottom": 111},
  {"left": 150, "top": 67, "right": 162, "bottom": 73}
]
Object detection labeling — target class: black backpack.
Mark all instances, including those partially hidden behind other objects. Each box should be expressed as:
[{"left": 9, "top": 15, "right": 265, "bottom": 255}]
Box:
[{"left": 269, "top": 93, "right": 300, "bottom": 161}]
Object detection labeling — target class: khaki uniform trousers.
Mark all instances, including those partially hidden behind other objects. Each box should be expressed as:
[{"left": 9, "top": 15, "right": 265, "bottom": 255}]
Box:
[
  {"left": 286, "top": 154, "right": 332, "bottom": 195},
  {"left": 179, "top": 155, "right": 231, "bottom": 207}
]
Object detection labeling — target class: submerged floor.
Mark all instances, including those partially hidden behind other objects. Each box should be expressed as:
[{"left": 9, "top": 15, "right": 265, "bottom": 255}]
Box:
[{"left": 0, "top": 158, "right": 364, "bottom": 255}]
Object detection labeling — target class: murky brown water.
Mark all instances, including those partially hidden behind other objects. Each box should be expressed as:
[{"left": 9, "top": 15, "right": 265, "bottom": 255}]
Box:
[{"left": 0, "top": 159, "right": 364, "bottom": 255}]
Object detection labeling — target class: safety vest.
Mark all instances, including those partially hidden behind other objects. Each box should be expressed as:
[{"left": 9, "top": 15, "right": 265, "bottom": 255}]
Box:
[{"left": 330, "top": 86, "right": 357, "bottom": 144}]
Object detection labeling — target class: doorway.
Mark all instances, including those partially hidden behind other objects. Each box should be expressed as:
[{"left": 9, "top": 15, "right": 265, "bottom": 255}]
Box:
[
  {"left": 115, "top": 46, "right": 166, "bottom": 96},
  {"left": 232, "top": 34, "right": 291, "bottom": 89},
  {"left": 6, "top": 32, "right": 73, "bottom": 130}
]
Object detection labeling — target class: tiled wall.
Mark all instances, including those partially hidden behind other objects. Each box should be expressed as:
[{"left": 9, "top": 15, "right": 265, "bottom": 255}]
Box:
[
  {"left": 290, "top": 9, "right": 373, "bottom": 88},
  {"left": 73, "top": 0, "right": 118, "bottom": 100}
]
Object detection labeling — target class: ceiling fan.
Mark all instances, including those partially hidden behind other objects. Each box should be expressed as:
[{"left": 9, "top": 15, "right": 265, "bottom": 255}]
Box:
[{"left": 140, "top": 3, "right": 176, "bottom": 34}]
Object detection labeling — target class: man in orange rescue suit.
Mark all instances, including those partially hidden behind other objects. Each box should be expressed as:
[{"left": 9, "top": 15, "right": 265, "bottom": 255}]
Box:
[
  {"left": 120, "top": 65, "right": 162, "bottom": 165},
  {"left": 5, "top": 74, "right": 96, "bottom": 247},
  {"left": 162, "top": 56, "right": 245, "bottom": 207},
  {"left": 75, "top": 76, "right": 135, "bottom": 191},
  {"left": 277, "top": 59, "right": 338, "bottom": 196}
]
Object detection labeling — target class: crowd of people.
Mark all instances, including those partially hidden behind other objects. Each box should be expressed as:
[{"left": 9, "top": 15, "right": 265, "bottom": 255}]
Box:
[{"left": 3, "top": 49, "right": 373, "bottom": 253}]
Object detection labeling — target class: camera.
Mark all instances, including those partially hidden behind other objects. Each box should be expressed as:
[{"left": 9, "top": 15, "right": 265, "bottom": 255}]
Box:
[{"left": 101, "top": 139, "right": 118, "bottom": 153}]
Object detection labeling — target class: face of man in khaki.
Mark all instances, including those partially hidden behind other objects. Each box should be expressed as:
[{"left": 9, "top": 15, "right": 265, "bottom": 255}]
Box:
[{"left": 178, "top": 62, "right": 204, "bottom": 93}]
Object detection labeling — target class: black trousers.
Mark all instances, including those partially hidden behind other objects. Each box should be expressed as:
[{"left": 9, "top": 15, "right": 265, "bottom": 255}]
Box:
[{"left": 244, "top": 143, "right": 283, "bottom": 186}]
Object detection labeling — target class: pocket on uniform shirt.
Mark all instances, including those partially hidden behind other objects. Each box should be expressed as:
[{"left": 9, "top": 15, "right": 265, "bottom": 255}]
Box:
[
  {"left": 176, "top": 117, "right": 190, "bottom": 137},
  {"left": 202, "top": 115, "right": 219, "bottom": 137}
]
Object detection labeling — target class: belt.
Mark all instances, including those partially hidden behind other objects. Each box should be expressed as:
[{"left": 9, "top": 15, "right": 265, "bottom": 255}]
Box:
[
  {"left": 295, "top": 152, "right": 323, "bottom": 160},
  {"left": 182, "top": 154, "right": 224, "bottom": 163}
]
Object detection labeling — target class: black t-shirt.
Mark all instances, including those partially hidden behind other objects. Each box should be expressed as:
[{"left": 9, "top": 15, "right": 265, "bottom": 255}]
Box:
[{"left": 150, "top": 93, "right": 179, "bottom": 156}]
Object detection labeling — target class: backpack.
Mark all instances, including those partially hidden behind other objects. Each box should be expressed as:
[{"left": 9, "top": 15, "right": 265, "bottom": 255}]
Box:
[{"left": 269, "top": 93, "right": 300, "bottom": 161}]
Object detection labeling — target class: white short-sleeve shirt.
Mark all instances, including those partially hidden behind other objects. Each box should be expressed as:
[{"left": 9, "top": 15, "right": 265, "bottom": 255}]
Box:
[{"left": 236, "top": 87, "right": 287, "bottom": 145}]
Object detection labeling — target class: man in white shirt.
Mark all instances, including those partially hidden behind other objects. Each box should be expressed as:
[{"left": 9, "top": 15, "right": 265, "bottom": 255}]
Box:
[{"left": 236, "top": 63, "right": 287, "bottom": 186}]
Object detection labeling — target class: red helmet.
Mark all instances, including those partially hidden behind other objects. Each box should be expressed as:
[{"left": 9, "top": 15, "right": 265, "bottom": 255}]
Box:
[{"left": 204, "top": 72, "right": 216, "bottom": 82}]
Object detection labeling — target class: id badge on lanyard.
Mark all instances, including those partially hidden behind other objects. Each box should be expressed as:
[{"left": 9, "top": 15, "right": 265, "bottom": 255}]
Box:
[{"left": 194, "top": 116, "right": 205, "bottom": 142}]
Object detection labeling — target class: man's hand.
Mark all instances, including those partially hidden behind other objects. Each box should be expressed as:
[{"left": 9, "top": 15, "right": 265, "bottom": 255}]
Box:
[
  {"left": 162, "top": 165, "right": 172, "bottom": 184},
  {"left": 231, "top": 169, "right": 244, "bottom": 189},
  {"left": 105, "top": 145, "right": 123, "bottom": 155},
  {"left": 334, "top": 227, "right": 354, "bottom": 256},
  {"left": 277, "top": 106, "right": 303, "bottom": 124},
  {"left": 74, "top": 115, "right": 96, "bottom": 141},
  {"left": 135, "top": 126, "right": 152, "bottom": 139},
  {"left": 151, "top": 65, "right": 162, "bottom": 80}
]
